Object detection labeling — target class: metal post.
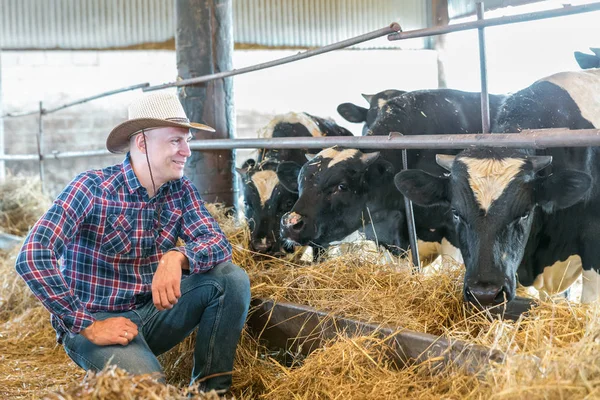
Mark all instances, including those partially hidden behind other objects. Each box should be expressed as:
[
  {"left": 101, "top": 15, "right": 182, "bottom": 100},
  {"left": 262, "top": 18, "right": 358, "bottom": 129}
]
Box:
[
  {"left": 0, "top": 49, "right": 4, "bottom": 183},
  {"left": 402, "top": 149, "right": 420, "bottom": 271},
  {"left": 476, "top": 2, "right": 491, "bottom": 134},
  {"left": 37, "top": 101, "right": 45, "bottom": 194}
]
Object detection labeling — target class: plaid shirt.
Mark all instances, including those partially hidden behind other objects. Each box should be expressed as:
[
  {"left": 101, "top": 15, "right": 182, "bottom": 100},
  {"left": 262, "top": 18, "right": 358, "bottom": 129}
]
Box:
[{"left": 15, "top": 154, "right": 232, "bottom": 342}]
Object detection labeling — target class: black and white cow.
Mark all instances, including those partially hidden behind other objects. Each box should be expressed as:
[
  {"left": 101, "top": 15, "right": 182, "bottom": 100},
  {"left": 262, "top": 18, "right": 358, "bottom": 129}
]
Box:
[
  {"left": 237, "top": 112, "right": 354, "bottom": 255},
  {"left": 279, "top": 89, "right": 506, "bottom": 262},
  {"left": 395, "top": 68, "right": 600, "bottom": 305},
  {"left": 337, "top": 89, "right": 407, "bottom": 136},
  {"left": 277, "top": 146, "right": 457, "bottom": 263}
]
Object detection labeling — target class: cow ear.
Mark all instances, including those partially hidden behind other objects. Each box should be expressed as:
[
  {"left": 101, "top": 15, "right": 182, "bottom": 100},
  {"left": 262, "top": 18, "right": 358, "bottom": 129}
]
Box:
[
  {"left": 365, "top": 159, "right": 394, "bottom": 184},
  {"left": 276, "top": 161, "right": 301, "bottom": 193},
  {"left": 337, "top": 103, "right": 367, "bottom": 123},
  {"left": 360, "top": 151, "right": 380, "bottom": 166},
  {"left": 394, "top": 170, "right": 450, "bottom": 206},
  {"left": 361, "top": 93, "right": 374, "bottom": 103},
  {"left": 536, "top": 170, "right": 591, "bottom": 212},
  {"left": 436, "top": 154, "right": 455, "bottom": 172}
]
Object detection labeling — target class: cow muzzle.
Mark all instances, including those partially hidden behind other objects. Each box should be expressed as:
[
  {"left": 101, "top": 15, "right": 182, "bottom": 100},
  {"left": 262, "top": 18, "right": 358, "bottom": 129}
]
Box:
[
  {"left": 280, "top": 211, "right": 308, "bottom": 243},
  {"left": 250, "top": 238, "right": 275, "bottom": 254},
  {"left": 464, "top": 282, "right": 513, "bottom": 306}
]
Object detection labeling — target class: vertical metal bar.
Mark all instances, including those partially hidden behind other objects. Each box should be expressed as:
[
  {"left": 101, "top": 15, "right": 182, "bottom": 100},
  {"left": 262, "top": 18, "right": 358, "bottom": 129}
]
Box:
[
  {"left": 402, "top": 149, "right": 420, "bottom": 271},
  {"left": 476, "top": 1, "right": 491, "bottom": 133},
  {"left": 37, "top": 102, "right": 45, "bottom": 194},
  {"left": 0, "top": 50, "right": 4, "bottom": 183}
]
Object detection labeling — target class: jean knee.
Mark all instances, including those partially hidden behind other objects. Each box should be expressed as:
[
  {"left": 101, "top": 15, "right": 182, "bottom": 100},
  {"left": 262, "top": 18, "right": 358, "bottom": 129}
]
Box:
[{"left": 221, "top": 263, "right": 251, "bottom": 306}]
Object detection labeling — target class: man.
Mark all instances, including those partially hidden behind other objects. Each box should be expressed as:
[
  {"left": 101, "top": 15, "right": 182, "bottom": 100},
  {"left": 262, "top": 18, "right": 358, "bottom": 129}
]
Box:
[{"left": 15, "top": 92, "right": 251, "bottom": 394}]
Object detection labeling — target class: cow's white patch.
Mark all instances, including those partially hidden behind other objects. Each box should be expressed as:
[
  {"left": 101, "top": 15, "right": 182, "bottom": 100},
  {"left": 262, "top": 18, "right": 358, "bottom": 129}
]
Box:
[
  {"left": 441, "top": 238, "right": 462, "bottom": 263},
  {"left": 541, "top": 69, "right": 600, "bottom": 128},
  {"left": 259, "top": 112, "right": 324, "bottom": 138},
  {"left": 251, "top": 170, "right": 279, "bottom": 206},
  {"left": 317, "top": 148, "right": 359, "bottom": 168},
  {"left": 581, "top": 269, "right": 600, "bottom": 303},
  {"left": 377, "top": 98, "right": 388, "bottom": 109},
  {"left": 460, "top": 157, "right": 525, "bottom": 212},
  {"left": 532, "top": 255, "right": 582, "bottom": 296}
]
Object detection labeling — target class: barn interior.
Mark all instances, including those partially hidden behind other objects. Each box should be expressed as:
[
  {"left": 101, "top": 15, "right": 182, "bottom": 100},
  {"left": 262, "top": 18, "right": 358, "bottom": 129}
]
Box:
[{"left": 2, "top": 0, "right": 600, "bottom": 399}]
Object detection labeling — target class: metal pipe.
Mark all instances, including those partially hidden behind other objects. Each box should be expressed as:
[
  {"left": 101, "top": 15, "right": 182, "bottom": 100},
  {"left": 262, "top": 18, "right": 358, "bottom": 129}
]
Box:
[
  {"left": 43, "top": 82, "right": 150, "bottom": 115},
  {"left": 2, "top": 83, "right": 149, "bottom": 118},
  {"left": 476, "top": 2, "right": 491, "bottom": 134},
  {"left": 143, "top": 23, "right": 402, "bottom": 92},
  {"left": 3, "top": 128, "right": 600, "bottom": 161},
  {"left": 402, "top": 149, "right": 420, "bottom": 272},
  {"left": 37, "top": 101, "right": 45, "bottom": 194},
  {"left": 388, "top": 2, "right": 600, "bottom": 41}
]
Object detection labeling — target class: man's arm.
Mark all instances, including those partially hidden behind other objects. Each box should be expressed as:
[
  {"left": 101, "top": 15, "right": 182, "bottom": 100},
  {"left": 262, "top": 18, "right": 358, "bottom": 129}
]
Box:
[
  {"left": 173, "top": 180, "right": 232, "bottom": 274},
  {"left": 15, "top": 174, "right": 96, "bottom": 336}
]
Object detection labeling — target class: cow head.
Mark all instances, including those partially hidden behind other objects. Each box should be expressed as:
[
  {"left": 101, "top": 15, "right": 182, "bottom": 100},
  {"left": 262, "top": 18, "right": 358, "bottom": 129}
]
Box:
[
  {"left": 236, "top": 159, "right": 298, "bottom": 255},
  {"left": 394, "top": 147, "right": 591, "bottom": 306},
  {"left": 278, "top": 147, "right": 394, "bottom": 248},
  {"left": 337, "top": 89, "right": 406, "bottom": 135}
]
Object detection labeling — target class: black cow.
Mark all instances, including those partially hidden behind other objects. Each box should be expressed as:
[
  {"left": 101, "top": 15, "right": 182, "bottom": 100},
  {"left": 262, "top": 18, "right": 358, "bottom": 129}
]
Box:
[
  {"left": 395, "top": 68, "right": 600, "bottom": 305},
  {"left": 337, "top": 89, "right": 407, "bottom": 135},
  {"left": 279, "top": 89, "right": 506, "bottom": 262},
  {"left": 237, "top": 112, "right": 353, "bottom": 255}
]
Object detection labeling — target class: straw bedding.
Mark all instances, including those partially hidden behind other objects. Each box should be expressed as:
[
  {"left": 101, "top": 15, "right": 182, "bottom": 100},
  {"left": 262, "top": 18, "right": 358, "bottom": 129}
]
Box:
[{"left": 1, "top": 176, "right": 599, "bottom": 399}]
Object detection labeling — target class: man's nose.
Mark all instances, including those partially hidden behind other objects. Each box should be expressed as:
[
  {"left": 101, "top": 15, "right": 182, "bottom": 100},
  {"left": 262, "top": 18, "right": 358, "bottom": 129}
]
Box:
[{"left": 180, "top": 141, "right": 192, "bottom": 156}]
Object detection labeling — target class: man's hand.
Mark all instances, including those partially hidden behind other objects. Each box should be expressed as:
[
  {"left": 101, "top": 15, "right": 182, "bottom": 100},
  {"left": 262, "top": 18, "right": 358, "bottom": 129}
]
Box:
[
  {"left": 152, "top": 251, "right": 188, "bottom": 311},
  {"left": 81, "top": 317, "right": 138, "bottom": 346}
]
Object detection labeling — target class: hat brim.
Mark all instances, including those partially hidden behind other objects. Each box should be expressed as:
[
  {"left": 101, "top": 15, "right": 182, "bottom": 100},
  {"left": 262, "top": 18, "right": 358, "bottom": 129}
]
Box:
[{"left": 106, "top": 118, "right": 216, "bottom": 153}]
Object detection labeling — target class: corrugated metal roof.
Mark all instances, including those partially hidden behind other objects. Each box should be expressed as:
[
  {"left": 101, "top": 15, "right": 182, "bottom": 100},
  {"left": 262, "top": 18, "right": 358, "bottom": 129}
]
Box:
[
  {"left": 447, "top": 0, "right": 546, "bottom": 19},
  {"left": 0, "top": 0, "right": 428, "bottom": 50}
]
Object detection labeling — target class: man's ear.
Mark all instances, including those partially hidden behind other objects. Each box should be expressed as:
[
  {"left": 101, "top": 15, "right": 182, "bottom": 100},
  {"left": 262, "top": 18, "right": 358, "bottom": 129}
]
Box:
[
  {"left": 276, "top": 161, "right": 302, "bottom": 193},
  {"left": 134, "top": 133, "right": 147, "bottom": 153},
  {"left": 394, "top": 170, "right": 450, "bottom": 206},
  {"left": 536, "top": 170, "right": 592, "bottom": 213},
  {"left": 337, "top": 103, "right": 368, "bottom": 123}
]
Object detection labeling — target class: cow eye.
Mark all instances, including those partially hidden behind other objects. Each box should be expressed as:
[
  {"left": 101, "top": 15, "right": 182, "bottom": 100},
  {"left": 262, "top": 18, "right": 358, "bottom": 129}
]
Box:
[
  {"left": 451, "top": 208, "right": 462, "bottom": 222},
  {"left": 337, "top": 183, "right": 348, "bottom": 192}
]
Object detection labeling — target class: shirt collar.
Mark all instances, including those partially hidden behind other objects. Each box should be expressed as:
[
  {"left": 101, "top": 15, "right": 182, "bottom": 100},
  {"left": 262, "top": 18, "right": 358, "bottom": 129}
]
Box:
[{"left": 123, "top": 153, "right": 143, "bottom": 194}]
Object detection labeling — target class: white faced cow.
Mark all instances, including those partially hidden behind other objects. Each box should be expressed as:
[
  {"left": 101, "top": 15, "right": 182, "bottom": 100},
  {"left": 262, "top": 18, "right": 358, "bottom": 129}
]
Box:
[
  {"left": 395, "top": 69, "right": 600, "bottom": 305},
  {"left": 237, "top": 112, "right": 353, "bottom": 256}
]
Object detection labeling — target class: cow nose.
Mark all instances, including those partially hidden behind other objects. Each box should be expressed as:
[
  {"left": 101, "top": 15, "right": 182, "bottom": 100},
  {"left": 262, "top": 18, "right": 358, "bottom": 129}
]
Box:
[
  {"left": 464, "top": 284, "right": 509, "bottom": 306},
  {"left": 251, "top": 239, "right": 273, "bottom": 254},
  {"left": 281, "top": 212, "right": 305, "bottom": 233}
]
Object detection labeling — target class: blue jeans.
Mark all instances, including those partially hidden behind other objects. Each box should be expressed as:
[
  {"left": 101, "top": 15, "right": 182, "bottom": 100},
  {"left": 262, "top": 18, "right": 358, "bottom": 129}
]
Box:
[{"left": 61, "top": 262, "right": 250, "bottom": 392}]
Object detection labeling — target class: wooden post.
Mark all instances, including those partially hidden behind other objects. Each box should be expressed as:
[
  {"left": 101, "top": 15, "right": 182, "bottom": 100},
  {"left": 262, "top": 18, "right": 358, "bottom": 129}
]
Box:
[
  {"left": 175, "top": 0, "right": 235, "bottom": 206},
  {"left": 431, "top": 0, "right": 449, "bottom": 89}
]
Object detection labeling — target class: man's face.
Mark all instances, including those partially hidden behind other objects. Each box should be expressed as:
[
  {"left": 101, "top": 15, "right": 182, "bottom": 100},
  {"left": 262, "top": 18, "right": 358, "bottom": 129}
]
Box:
[{"left": 143, "top": 126, "right": 192, "bottom": 186}]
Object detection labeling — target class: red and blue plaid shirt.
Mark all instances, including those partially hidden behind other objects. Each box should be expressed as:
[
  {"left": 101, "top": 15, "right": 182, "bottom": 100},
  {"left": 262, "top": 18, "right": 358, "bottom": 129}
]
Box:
[{"left": 15, "top": 154, "right": 232, "bottom": 342}]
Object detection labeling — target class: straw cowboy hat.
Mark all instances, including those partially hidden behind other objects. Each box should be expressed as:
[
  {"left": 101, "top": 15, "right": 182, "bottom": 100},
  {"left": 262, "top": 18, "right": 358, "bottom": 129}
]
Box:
[{"left": 106, "top": 92, "right": 215, "bottom": 153}]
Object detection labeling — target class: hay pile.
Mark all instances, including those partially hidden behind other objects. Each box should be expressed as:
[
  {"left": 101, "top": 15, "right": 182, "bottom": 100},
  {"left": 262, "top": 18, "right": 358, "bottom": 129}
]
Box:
[
  {"left": 0, "top": 174, "right": 51, "bottom": 236},
  {"left": 1, "top": 177, "right": 600, "bottom": 399}
]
